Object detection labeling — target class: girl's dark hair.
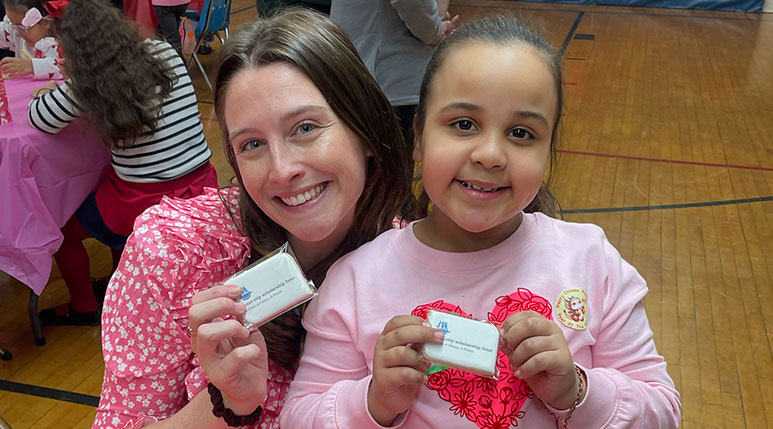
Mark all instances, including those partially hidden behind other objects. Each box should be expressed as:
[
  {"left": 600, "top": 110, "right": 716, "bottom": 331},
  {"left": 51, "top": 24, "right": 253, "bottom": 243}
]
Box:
[
  {"left": 214, "top": 9, "right": 412, "bottom": 369},
  {"left": 4, "top": 0, "right": 49, "bottom": 14},
  {"left": 414, "top": 15, "right": 563, "bottom": 216},
  {"left": 53, "top": 0, "right": 176, "bottom": 148}
]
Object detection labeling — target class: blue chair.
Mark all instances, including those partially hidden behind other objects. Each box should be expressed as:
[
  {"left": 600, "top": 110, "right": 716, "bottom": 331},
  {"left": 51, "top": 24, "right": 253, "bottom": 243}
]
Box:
[{"left": 183, "top": 0, "right": 233, "bottom": 92}]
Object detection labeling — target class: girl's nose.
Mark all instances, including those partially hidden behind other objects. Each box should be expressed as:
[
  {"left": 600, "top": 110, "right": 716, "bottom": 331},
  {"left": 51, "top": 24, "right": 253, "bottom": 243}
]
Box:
[
  {"left": 470, "top": 134, "right": 507, "bottom": 170},
  {"left": 267, "top": 143, "right": 305, "bottom": 184}
]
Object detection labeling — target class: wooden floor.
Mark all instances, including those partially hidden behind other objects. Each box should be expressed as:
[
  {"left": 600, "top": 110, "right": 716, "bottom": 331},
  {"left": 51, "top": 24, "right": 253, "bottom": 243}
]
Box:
[{"left": 1, "top": 1, "right": 771, "bottom": 427}]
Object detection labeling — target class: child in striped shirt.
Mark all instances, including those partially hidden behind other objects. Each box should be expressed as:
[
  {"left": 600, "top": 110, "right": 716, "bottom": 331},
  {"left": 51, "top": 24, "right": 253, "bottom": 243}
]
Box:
[{"left": 28, "top": 0, "right": 216, "bottom": 326}]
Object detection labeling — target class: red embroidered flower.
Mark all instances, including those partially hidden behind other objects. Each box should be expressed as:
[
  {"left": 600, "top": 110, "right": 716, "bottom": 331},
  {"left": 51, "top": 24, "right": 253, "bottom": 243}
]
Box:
[
  {"left": 472, "top": 374, "right": 498, "bottom": 396},
  {"left": 412, "top": 300, "right": 469, "bottom": 320},
  {"left": 448, "top": 385, "right": 478, "bottom": 420},
  {"left": 478, "top": 410, "right": 513, "bottom": 429}
]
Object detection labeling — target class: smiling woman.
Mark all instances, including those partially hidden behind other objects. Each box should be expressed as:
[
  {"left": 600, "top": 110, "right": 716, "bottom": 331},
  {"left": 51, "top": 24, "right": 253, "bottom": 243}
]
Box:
[
  {"left": 223, "top": 63, "right": 370, "bottom": 253},
  {"left": 93, "top": 8, "right": 413, "bottom": 429}
]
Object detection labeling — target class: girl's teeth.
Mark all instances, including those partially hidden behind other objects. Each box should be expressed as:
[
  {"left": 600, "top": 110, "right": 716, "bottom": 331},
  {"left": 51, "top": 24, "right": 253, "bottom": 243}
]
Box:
[
  {"left": 281, "top": 184, "right": 325, "bottom": 206},
  {"left": 460, "top": 180, "right": 500, "bottom": 192}
]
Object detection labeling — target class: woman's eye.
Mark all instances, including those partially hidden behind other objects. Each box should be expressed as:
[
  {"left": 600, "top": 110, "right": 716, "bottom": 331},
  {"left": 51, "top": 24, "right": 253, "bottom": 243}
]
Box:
[
  {"left": 297, "top": 122, "right": 316, "bottom": 135},
  {"left": 239, "top": 139, "right": 264, "bottom": 152},
  {"left": 453, "top": 119, "right": 475, "bottom": 131},
  {"left": 510, "top": 127, "right": 533, "bottom": 140}
]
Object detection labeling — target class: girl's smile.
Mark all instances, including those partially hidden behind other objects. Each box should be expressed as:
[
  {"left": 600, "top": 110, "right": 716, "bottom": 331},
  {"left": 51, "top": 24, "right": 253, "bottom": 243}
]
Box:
[{"left": 455, "top": 179, "right": 508, "bottom": 199}]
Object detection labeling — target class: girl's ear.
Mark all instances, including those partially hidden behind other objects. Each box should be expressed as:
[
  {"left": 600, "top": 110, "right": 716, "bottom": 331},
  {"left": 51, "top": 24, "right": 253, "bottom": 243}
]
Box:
[{"left": 412, "top": 116, "right": 422, "bottom": 162}]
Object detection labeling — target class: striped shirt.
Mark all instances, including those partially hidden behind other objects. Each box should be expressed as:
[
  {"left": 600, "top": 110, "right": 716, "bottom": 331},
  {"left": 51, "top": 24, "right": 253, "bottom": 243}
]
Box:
[{"left": 28, "top": 40, "right": 211, "bottom": 183}]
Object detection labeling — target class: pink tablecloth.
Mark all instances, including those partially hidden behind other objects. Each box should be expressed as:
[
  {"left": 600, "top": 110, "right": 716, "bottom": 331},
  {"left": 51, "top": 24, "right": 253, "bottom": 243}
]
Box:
[{"left": 0, "top": 77, "right": 111, "bottom": 295}]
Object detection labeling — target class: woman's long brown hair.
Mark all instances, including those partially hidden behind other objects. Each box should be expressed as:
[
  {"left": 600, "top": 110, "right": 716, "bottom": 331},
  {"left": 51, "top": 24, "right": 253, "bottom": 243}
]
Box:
[{"left": 214, "top": 9, "right": 413, "bottom": 369}]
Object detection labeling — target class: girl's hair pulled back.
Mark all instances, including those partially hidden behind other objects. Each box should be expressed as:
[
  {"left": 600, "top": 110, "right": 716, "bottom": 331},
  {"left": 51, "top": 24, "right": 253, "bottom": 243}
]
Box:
[{"left": 414, "top": 15, "right": 564, "bottom": 216}]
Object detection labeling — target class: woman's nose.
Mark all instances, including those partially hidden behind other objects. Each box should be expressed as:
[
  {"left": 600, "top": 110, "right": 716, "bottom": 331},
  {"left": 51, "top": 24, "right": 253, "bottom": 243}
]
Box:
[{"left": 267, "top": 144, "right": 305, "bottom": 184}]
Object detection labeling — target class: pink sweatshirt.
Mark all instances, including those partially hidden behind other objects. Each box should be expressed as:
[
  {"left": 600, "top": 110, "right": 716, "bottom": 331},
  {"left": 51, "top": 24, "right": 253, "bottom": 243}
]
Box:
[{"left": 281, "top": 213, "right": 681, "bottom": 428}]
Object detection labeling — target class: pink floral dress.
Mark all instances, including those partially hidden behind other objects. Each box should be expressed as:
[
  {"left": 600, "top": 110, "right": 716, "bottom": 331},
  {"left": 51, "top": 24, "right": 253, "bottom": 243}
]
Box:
[{"left": 94, "top": 188, "right": 293, "bottom": 428}]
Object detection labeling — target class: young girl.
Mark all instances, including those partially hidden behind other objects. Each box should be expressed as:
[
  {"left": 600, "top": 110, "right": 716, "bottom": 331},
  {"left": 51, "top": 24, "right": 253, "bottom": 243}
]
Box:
[
  {"left": 28, "top": 0, "right": 216, "bottom": 326},
  {"left": 0, "top": 0, "right": 62, "bottom": 79},
  {"left": 281, "top": 16, "right": 681, "bottom": 428}
]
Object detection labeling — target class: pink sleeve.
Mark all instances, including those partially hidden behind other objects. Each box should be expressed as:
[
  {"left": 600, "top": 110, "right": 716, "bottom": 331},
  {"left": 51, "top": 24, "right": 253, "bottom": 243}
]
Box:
[
  {"left": 280, "top": 266, "right": 404, "bottom": 429},
  {"left": 92, "top": 222, "right": 195, "bottom": 429},
  {"left": 558, "top": 238, "right": 681, "bottom": 428},
  {"left": 93, "top": 192, "right": 251, "bottom": 429}
]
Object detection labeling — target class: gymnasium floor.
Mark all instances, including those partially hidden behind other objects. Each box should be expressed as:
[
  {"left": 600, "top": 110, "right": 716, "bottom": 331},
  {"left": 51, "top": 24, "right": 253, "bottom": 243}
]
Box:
[{"left": 0, "top": 1, "right": 771, "bottom": 427}]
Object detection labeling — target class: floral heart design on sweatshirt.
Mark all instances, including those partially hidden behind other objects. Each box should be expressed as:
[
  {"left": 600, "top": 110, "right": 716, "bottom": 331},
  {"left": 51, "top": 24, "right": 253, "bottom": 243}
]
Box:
[{"left": 411, "top": 288, "right": 553, "bottom": 429}]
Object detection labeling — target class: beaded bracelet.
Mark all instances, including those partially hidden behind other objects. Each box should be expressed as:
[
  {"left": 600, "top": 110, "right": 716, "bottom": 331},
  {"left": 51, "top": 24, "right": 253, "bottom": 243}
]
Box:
[
  {"left": 207, "top": 382, "right": 263, "bottom": 427},
  {"left": 538, "top": 365, "right": 585, "bottom": 429}
]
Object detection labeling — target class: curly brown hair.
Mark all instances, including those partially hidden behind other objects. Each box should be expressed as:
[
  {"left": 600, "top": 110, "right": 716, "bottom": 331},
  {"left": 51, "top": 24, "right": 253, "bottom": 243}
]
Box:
[
  {"left": 52, "top": 0, "right": 176, "bottom": 148},
  {"left": 215, "top": 9, "right": 413, "bottom": 369}
]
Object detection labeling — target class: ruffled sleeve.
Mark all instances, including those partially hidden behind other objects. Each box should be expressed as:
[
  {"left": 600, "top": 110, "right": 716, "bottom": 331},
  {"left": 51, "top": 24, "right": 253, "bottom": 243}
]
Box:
[
  {"left": 94, "top": 188, "right": 252, "bottom": 428},
  {"left": 31, "top": 36, "right": 63, "bottom": 80}
]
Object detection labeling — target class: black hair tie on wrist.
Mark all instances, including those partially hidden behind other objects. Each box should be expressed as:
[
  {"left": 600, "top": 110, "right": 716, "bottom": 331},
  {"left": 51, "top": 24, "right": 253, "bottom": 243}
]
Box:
[{"left": 207, "top": 382, "right": 263, "bottom": 427}]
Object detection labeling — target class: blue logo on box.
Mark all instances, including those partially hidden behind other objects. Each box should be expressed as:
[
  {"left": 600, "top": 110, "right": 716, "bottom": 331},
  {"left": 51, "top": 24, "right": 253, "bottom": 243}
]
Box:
[
  {"left": 240, "top": 286, "right": 252, "bottom": 300},
  {"left": 435, "top": 320, "right": 450, "bottom": 335}
]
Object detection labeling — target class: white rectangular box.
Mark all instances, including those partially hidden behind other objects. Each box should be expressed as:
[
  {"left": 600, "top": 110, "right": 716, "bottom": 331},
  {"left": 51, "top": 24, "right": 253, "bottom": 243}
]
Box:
[
  {"left": 422, "top": 310, "right": 500, "bottom": 377},
  {"left": 224, "top": 250, "right": 316, "bottom": 329}
]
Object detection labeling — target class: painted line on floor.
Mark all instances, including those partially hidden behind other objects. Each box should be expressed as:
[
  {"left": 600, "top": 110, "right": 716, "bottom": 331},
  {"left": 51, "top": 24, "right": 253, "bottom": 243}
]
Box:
[
  {"left": 0, "top": 379, "right": 99, "bottom": 407},
  {"left": 557, "top": 149, "right": 772, "bottom": 172},
  {"left": 232, "top": 4, "right": 256, "bottom": 14},
  {"left": 560, "top": 11, "right": 585, "bottom": 56},
  {"left": 559, "top": 196, "right": 773, "bottom": 214}
]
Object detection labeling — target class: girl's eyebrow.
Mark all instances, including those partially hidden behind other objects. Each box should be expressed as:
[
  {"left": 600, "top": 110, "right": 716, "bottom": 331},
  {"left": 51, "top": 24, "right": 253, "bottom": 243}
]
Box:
[
  {"left": 513, "top": 110, "right": 549, "bottom": 128},
  {"left": 440, "top": 102, "right": 482, "bottom": 113},
  {"left": 440, "top": 102, "right": 549, "bottom": 128}
]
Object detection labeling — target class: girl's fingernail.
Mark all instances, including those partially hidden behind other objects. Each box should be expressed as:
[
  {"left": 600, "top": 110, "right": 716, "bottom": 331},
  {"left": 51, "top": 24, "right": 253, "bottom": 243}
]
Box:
[
  {"left": 515, "top": 369, "right": 521, "bottom": 378},
  {"left": 228, "top": 285, "right": 242, "bottom": 296},
  {"left": 434, "top": 331, "right": 445, "bottom": 341},
  {"left": 422, "top": 321, "right": 431, "bottom": 328},
  {"left": 235, "top": 302, "right": 246, "bottom": 312}
]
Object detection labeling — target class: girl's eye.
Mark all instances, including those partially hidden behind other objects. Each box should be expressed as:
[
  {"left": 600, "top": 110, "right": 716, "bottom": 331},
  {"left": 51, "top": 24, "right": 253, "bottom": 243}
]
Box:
[
  {"left": 453, "top": 119, "right": 476, "bottom": 131},
  {"left": 297, "top": 122, "right": 316, "bottom": 135},
  {"left": 509, "top": 127, "right": 534, "bottom": 140}
]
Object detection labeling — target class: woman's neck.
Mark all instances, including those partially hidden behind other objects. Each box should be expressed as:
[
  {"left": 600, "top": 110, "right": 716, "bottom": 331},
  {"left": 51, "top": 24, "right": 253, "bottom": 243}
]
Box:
[{"left": 287, "top": 231, "right": 347, "bottom": 273}]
